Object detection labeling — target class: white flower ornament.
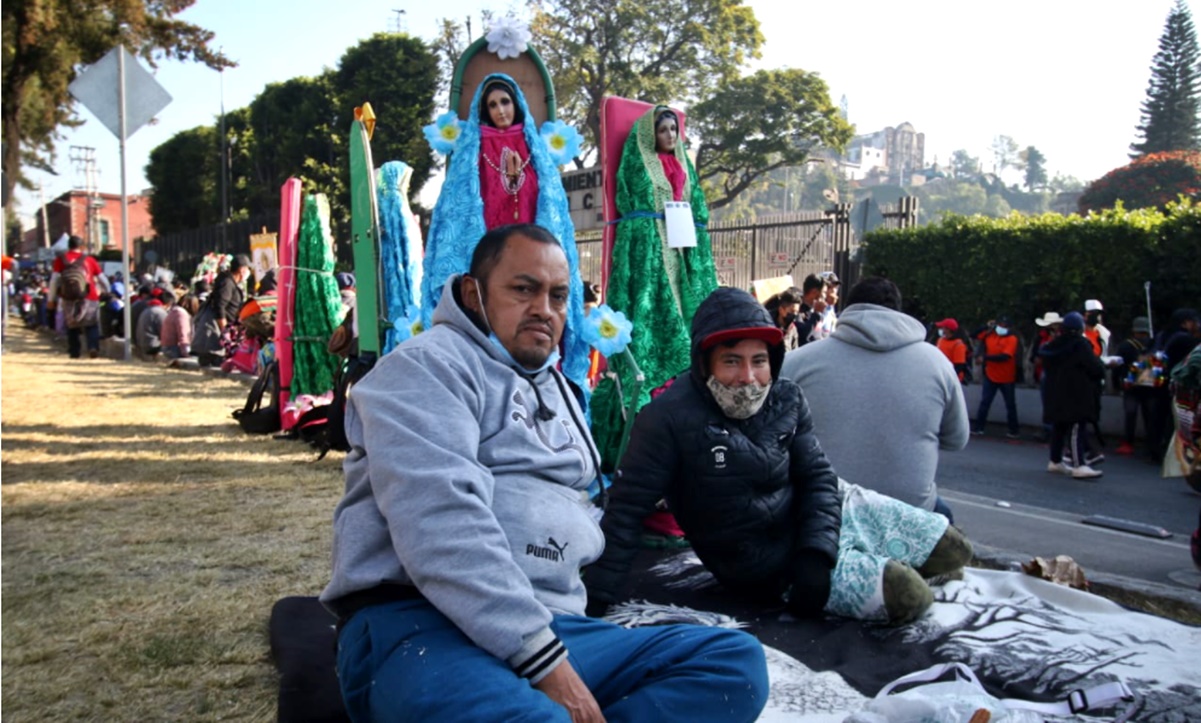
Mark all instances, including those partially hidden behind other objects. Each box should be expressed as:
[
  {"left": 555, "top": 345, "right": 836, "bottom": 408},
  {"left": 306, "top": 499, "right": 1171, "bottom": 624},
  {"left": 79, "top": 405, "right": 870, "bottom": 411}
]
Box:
[{"left": 486, "top": 17, "right": 532, "bottom": 60}]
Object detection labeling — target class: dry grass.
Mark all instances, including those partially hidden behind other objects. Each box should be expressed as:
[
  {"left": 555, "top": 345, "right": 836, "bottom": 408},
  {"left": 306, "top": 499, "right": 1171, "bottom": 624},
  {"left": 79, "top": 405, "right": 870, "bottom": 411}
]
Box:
[{"left": 2, "top": 326, "right": 344, "bottom": 722}]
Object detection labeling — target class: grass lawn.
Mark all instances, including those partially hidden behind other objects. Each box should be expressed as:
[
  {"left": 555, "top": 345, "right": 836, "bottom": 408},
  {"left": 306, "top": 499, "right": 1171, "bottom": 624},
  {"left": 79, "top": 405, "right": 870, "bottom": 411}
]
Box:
[{"left": 2, "top": 326, "right": 343, "bottom": 721}]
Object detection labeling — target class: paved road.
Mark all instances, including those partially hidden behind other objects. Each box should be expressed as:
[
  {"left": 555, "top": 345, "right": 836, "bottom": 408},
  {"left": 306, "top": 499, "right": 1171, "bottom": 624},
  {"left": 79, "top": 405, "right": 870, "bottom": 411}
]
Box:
[{"left": 935, "top": 431, "right": 1201, "bottom": 598}]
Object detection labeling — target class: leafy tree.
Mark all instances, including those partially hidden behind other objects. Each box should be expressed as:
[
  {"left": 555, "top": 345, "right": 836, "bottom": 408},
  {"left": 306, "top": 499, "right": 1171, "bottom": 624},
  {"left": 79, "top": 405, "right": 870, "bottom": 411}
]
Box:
[
  {"left": 990, "top": 135, "right": 1019, "bottom": 175},
  {"left": 145, "top": 33, "right": 438, "bottom": 236},
  {"left": 691, "top": 69, "right": 853, "bottom": 209},
  {"left": 1049, "top": 173, "right": 1084, "bottom": 193},
  {"left": 1018, "top": 145, "right": 1047, "bottom": 191},
  {"left": 530, "top": 0, "right": 763, "bottom": 157},
  {"left": 144, "top": 125, "right": 220, "bottom": 234},
  {"left": 1, "top": 0, "right": 232, "bottom": 212},
  {"left": 1078, "top": 150, "right": 1201, "bottom": 213},
  {"left": 336, "top": 34, "right": 438, "bottom": 198},
  {"left": 1131, "top": 0, "right": 1201, "bottom": 156},
  {"left": 5, "top": 207, "right": 23, "bottom": 255},
  {"left": 949, "top": 149, "right": 980, "bottom": 179}
]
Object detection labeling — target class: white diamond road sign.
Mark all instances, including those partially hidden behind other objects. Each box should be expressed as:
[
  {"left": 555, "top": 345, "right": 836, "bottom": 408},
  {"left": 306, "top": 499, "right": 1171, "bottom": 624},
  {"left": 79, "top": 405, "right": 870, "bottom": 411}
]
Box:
[{"left": 68, "top": 46, "right": 172, "bottom": 140}]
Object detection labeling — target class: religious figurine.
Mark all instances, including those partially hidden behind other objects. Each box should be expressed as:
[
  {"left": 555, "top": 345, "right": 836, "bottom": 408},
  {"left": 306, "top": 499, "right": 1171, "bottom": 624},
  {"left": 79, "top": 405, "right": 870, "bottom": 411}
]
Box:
[
  {"left": 421, "top": 72, "right": 590, "bottom": 393},
  {"left": 478, "top": 77, "right": 540, "bottom": 227},
  {"left": 590, "top": 105, "right": 719, "bottom": 468}
]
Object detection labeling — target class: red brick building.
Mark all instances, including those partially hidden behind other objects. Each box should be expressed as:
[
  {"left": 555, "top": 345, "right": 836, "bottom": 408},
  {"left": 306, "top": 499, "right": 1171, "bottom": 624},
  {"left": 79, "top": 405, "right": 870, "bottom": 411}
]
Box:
[{"left": 18, "top": 190, "right": 153, "bottom": 258}]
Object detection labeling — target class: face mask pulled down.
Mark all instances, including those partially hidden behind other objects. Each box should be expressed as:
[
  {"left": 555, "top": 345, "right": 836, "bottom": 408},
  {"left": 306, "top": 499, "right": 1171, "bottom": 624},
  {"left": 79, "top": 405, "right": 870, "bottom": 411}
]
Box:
[
  {"left": 706, "top": 375, "right": 772, "bottom": 420},
  {"left": 473, "top": 280, "right": 561, "bottom": 374}
]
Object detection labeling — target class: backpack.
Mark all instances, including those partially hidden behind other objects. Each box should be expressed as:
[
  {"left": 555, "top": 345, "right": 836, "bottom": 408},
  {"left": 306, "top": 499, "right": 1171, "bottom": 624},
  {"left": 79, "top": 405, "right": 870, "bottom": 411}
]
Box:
[
  {"left": 233, "top": 360, "right": 281, "bottom": 434},
  {"left": 59, "top": 256, "right": 91, "bottom": 301},
  {"left": 1124, "top": 338, "right": 1167, "bottom": 389},
  {"left": 293, "top": 355, "right": 375, "bottom": 459}
]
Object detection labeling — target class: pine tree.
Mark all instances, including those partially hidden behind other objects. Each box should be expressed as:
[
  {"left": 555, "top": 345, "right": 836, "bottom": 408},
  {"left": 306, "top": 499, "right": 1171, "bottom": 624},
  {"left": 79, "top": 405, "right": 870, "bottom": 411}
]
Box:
[{"left": 1131, "top": 0, "right": 1201, "bottom": 156}]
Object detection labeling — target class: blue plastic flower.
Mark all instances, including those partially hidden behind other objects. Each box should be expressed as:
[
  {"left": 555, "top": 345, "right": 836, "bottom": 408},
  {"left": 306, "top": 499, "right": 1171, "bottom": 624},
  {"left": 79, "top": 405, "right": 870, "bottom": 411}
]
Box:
[
  {"left": 423, "top": 112, "right": 464, "bottom": 156},
  {"left": 540, "top": 120, "right": 583, "bottom": 166},
  {"left": 394, "top": 308, "right": 424, "bottom": 343},
  {"left": 582, "top": 304, "right": 633, "bottom": 357}
]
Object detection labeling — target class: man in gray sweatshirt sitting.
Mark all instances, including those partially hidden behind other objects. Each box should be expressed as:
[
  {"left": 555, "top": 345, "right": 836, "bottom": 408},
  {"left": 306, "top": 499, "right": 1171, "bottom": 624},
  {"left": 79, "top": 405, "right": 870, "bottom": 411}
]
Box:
[
  {"left": 781, "top": 276, "right": 969, "bottom": 521},
  {"left": 320, "top": 224, "right": 768, "bottom": 723}
]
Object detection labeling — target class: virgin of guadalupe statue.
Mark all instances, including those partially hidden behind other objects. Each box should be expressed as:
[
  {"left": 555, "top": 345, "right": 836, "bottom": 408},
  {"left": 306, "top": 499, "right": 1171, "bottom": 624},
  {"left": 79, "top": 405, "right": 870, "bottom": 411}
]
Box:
[
  {"left": 421, "top": 72, "right": 590, "bottom": 393},
  {"left": 590, "top": 105, "right": 718, "bottom": 468}
]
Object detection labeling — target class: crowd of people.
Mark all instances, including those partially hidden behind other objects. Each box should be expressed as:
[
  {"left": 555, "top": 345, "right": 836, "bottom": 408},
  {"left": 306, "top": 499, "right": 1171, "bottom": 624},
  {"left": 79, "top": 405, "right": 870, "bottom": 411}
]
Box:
[{"left": 5, "top": 239, "right": 359, "bottom": 384}]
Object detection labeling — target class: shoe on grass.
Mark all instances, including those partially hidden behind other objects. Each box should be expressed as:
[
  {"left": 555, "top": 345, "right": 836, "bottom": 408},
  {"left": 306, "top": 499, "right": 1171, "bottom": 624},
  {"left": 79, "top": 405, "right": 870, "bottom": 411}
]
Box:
[{"left": 1071, "top": 464, "right": 1103, "bottom": 479}]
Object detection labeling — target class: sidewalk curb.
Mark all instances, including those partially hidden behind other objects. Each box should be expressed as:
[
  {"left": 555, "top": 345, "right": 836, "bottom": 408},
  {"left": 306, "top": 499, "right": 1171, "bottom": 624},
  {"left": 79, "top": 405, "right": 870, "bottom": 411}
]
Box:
[{"left": 971, "top": 542, "right": 1201, "bottom": 612}]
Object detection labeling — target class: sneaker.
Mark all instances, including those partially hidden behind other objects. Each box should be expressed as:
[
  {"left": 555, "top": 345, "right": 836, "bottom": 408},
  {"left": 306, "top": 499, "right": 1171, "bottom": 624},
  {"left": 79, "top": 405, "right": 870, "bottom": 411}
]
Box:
[
  {"left": 1084, "top": 453, "right": 1105, "bottom": 466},
  {"left": 1047, "top": 461, "right": 1074, "bottom": 475},
  {"left": 1115, "top": 442, "right": 1135, "bottom": 456},
  {"left": 1006, "top": 431, "right": 1021, "bottom": 440},
  {"left": 1071, "top": 464, "right": 1103, "bottom": 479},
  {"left": 971, "top": 429, "right": 984, "bottom": 436}
]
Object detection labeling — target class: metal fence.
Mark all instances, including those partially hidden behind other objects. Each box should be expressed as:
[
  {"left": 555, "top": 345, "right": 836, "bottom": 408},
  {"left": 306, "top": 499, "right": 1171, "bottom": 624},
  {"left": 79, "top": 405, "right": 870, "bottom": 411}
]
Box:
[
  {"left": 137, "top": 214, "right": 356, "bottom": 280},
  {"left": 573, "top": 207, "right": 863, "bottom": 296}
]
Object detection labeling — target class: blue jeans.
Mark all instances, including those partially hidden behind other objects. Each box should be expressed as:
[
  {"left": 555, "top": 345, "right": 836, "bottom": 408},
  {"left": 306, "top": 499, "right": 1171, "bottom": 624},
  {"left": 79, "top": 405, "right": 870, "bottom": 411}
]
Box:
[
  {"left": 336, "top": 598, "right": 769, "bottom": 723},
  {"left": 976, "top": 378, "right": 1018, "bottom": 434}
]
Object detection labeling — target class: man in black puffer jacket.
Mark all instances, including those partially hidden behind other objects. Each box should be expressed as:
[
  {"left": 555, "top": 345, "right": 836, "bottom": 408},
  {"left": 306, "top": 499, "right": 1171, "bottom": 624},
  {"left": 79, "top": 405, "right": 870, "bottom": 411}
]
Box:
[{"left": 586, "top": 287, "right": 970, "bottom": 624}]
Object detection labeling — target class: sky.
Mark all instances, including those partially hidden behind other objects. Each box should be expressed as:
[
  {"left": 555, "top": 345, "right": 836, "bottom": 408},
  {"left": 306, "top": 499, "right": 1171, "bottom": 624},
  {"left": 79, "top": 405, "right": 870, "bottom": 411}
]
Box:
[{"left": 12, "top": 0, "right": 1194, "bottom": 228}]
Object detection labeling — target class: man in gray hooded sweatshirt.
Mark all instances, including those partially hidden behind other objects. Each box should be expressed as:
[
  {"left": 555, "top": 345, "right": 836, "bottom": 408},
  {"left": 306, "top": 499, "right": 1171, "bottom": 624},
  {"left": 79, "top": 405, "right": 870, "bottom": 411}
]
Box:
[
  {"left": 321, "top": 224, "right": 768, "bottom": 723},
  {"left": 781, "top": 276, "right": 969, "bottom": 520}
]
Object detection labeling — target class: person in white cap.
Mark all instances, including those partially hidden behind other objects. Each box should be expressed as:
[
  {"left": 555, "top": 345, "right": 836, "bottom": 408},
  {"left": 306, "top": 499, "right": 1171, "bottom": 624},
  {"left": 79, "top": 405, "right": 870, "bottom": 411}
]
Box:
[{"left": 1083, "top": 299, "right": 1111, "bottom": 356}]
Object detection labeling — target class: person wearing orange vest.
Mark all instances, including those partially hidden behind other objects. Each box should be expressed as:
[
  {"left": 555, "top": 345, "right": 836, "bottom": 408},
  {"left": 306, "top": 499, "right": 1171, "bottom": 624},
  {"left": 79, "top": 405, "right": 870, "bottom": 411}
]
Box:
[
  {"left": 934, "top": 318, "right": 969, "bottom": 382},
  {"left": 973, "top": 315, "right": 1020, "bottom": 438},
  {"left": 1082, "top": 299, "right": 1111, "bottom": 358}
]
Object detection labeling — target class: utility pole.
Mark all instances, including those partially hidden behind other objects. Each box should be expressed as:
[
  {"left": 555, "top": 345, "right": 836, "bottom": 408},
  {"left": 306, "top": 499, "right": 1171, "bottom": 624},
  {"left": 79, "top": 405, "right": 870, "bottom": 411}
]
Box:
[
  {"left": 69, "top": 145, "right": 99, "bottom": 252},
  {"left": 37, "top": 184, "right": 51, "bottom": 248},
  {"left": 219, "top": 63, "right": 228, "bottom": 248}
]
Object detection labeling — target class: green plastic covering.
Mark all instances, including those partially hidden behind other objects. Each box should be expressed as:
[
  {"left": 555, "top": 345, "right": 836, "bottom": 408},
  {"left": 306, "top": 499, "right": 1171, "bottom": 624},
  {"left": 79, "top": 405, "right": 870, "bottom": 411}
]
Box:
[
  {"left": 590, "top": 106, "right": 718, "bottom": 470},
  {"left": 291, "top": 194, "right": 344, "bottom": 396}
]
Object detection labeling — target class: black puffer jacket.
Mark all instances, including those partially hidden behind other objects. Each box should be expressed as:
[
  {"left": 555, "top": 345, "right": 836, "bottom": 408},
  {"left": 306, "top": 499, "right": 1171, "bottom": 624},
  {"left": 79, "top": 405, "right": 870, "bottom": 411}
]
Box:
[
  {"left": 586, "top": 287, "right": 842, "bottom": 609},
  {"left": 1040, "top": 331, "right": 1106, "bottom": 423}
]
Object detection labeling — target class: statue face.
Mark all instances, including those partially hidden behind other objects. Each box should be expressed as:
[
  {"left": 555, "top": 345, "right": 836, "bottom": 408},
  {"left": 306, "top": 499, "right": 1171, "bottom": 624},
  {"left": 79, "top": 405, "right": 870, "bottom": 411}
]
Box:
[
  {"left": 485, "top": 88, "right": 516, "bottom": 130},
  {"left": 655, "top": 116, "right": 678, "bottom": 153}
]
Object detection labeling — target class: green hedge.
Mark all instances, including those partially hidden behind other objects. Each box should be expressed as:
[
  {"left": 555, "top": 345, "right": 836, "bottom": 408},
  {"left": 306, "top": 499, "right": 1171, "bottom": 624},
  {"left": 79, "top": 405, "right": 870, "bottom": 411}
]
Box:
[{"left": 861, "top": 201, "right": 1201, "bottom": 339}]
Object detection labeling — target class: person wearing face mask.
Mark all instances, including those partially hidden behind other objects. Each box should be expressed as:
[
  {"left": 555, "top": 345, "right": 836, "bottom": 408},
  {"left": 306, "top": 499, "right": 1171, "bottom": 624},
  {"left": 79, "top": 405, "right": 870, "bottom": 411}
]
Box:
[
  {"left": 763, "top": 286, "right": 804, "bottom": 350},
  {"left": 934, "top": 318, "right": 969, "bottom": 382},
  {"left": 322, "top": 225, "right": 769, "bottom": 723},
  {"left": 973, "top": 314, "right": 1021, "bottom": 438},
  {"left": 585, "top": 286, "right": 972, "bottom": 626}
]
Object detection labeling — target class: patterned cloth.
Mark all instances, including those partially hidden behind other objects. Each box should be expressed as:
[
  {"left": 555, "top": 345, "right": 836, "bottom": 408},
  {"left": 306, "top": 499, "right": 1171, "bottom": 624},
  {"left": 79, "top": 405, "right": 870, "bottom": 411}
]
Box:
[
  {"left": 590, "top": 106, "right": 718, "bottom": 468},
  {"left": 825, "top": 481, "right": 949, "bottom": 622},
  {"left": 421, "top": 73, "right": 589, "bottom": 393},
  {"left": 378, "top": 161, "right": 424, "bottom": 355},
  {"left": 291, "top": 194, "right": 343, "bottom": 396}
]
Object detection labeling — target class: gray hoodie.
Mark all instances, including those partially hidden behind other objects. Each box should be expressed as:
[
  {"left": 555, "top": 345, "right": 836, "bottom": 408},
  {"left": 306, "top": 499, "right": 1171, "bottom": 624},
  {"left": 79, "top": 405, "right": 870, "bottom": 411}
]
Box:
[
  {"left": 321, "top": 276, "right": 603, "bottom": 683},
  {"left": 780, "top": 303, "right": 969, "bottom": 511}
]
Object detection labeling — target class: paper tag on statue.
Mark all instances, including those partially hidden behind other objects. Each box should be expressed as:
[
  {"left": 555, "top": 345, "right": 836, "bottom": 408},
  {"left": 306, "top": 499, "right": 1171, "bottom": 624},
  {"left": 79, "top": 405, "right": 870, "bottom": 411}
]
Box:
[{"left": 664, "top": 202, "right": 697, "bottom": 248}]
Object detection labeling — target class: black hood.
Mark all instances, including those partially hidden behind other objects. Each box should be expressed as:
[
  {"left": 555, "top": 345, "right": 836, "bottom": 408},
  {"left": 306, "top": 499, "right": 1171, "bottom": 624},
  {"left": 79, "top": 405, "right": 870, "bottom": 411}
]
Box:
[{"left": 690, "top": 287, "right": 785, "bottom": 383}]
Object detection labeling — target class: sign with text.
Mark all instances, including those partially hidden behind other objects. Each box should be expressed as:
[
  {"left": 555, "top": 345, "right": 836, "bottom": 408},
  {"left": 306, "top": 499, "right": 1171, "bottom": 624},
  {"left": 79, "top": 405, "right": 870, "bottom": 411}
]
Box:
[
  {"left": 768, "top": 251, "right": 791, "bottom": 268},
  {"left": 561, "top": 166, "right": 604, "bottom": 232}
]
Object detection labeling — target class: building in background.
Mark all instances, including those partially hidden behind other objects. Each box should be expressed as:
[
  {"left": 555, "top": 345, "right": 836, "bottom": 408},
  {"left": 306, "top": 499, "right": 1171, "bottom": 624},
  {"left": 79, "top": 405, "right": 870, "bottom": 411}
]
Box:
[
  {"left": 16, "top": 190, "right": 153, "bottom": 259},
  {"left": 840, "top": 122, "right": 927, "bottom": 186}
]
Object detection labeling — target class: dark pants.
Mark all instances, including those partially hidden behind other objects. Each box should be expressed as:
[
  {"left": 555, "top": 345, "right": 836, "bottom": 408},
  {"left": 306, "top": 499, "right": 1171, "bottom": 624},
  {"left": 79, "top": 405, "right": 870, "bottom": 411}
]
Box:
[
  {"left": 1149, "top": 387, "right": 1174, "bottom": 460},
  {"left": 1050, "top": 422, "right": 1088, "bottom": 466},
  {"left": 1123, "top": 387, "right": 1155, "bottom": 445},
  {"left": 933, "top": 496, "right": 955, "bottom": 524},
  {"left": 67, "top": 324, "right": 100, "bottom": 359},
  {"left": 976, "top": 378, "right": 1018, "bottom": 434}
]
